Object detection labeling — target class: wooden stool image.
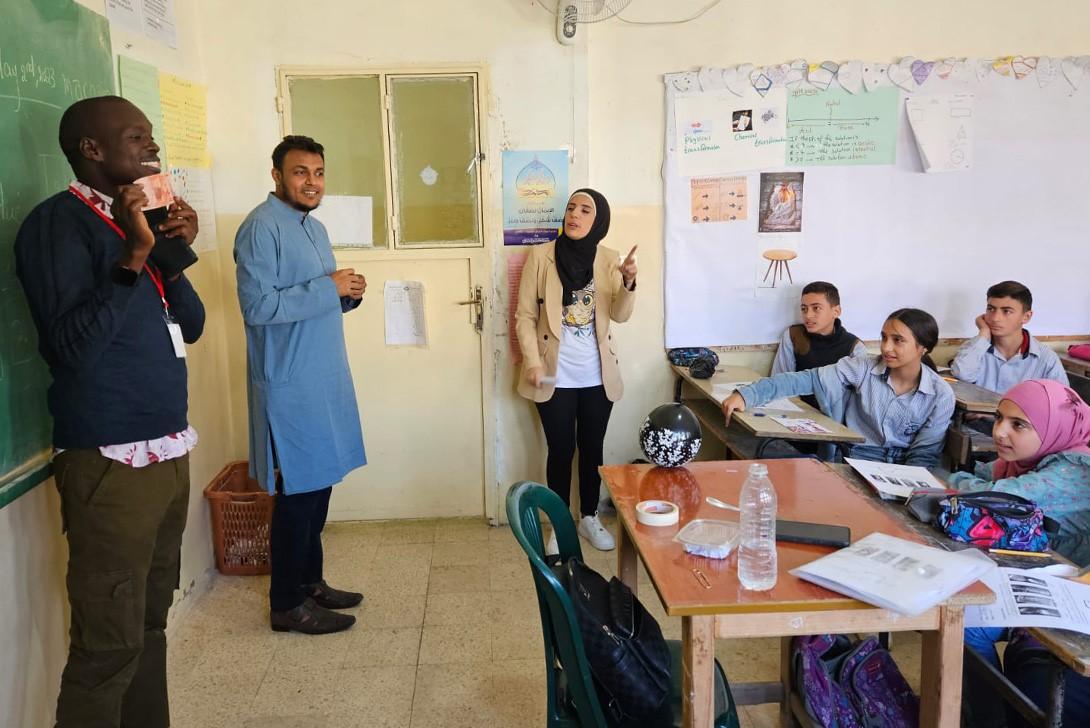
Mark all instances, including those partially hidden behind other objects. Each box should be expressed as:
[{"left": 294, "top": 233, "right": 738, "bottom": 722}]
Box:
[{"left": 762, "top": 249, "right": 797, "bottom": 287}]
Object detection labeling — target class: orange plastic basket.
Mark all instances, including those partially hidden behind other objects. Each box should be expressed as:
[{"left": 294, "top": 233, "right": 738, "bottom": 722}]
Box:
[{"left": 203, "top": 461, "right": 274, "bottom": 575}]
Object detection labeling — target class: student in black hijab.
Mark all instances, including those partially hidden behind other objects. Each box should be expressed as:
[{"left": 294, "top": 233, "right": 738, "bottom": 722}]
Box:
[{"left": 515, "top": 188, "right": 637, "bottom": 553}]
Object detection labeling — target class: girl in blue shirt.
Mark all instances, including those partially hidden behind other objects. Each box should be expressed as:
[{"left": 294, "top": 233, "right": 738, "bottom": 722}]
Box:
[{"left": 721, "top": 308, "right": 955, "bottom": 466}]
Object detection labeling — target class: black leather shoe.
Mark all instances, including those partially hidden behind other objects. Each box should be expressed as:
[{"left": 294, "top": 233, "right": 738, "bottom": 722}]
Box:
[
  {"left": 270, "top": 598, "right": 356, "bottom": 634},
  {"left": 307, "top": 580, "right": 364, "bottom": 610}
]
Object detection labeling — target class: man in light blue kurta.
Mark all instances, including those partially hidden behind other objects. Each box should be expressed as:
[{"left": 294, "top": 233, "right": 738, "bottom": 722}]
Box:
[{"left": 235, "top": 135, "right": 367, "bottom": 635}]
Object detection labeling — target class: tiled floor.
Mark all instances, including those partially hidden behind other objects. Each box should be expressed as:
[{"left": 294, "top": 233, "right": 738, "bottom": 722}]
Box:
[{"left": 168, "top": 516, "right": 923, "bottom": 727}]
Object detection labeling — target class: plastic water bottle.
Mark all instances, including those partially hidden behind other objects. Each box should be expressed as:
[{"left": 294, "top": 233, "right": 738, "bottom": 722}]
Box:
[{"left": 738, "top": 463, "right": 778, "bottom": 591}]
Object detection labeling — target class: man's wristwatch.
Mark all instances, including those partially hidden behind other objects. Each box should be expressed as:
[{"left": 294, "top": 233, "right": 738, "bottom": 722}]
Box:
[{"left": 111, "top": 264, "right": 140, "bottom": 287}]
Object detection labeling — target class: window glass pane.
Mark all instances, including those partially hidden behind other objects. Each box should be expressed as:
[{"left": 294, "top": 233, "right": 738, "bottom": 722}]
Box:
[
  {"left": 288, "top": 76, "right": 388, "bottom": 248},
  {"left": 389, "top": 75, "right": 481, "bottom": 247}
]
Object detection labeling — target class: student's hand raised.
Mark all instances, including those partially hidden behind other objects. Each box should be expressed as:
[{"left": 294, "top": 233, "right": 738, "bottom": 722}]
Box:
[
  {"left": 975, "top": 314, "right": 991, "bottom": 338},
  {"left": 721, "top": 391, "right": 747, "bottom": 422},
  {"left": 620, "top": 245, "right": 638, "bottom": 288}
]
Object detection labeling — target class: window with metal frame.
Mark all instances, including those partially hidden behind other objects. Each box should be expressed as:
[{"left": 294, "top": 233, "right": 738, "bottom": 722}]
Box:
[{"left": 282, "top": 71, "right": 484, "bottom": 250}]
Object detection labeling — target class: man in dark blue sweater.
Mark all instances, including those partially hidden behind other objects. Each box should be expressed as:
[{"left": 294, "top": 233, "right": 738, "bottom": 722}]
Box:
[{"left": 14, "top": 96, "right": 204, "bottom": 728}]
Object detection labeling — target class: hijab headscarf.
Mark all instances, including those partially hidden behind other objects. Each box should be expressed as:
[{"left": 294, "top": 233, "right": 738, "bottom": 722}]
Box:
[
  {"left": 993, "top": 379, "right": 1090, "bottom": 479},
  {"left": 555, "top": 188, "right": 610, "bottom": 306}
]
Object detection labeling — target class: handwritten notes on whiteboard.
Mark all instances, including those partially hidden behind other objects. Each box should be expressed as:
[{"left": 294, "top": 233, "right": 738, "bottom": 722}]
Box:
[
  {"left": 786, "top": 88, "right": 901, "bottom": 166},
  {"left": 159, "top": 72, "right": 210, "bottom": 168}
]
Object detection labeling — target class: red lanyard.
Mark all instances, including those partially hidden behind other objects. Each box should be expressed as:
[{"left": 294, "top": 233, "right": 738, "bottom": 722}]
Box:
[{"left": 69, "top": 185, "right": 170, "bottom": 315}]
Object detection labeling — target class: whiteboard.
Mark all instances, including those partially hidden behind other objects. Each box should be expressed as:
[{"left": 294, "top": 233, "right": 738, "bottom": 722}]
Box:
[{"left": 663, "top": 72, "right": 1090, "bottom": 347}]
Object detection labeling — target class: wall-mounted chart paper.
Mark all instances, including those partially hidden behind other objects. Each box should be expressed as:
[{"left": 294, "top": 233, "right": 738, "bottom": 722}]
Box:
[
  {"left": 787, "top": 87, "right": 901, "bottom": 166},
  {"left": 384, "top": 281, "right": 427, "bottom": 347},
  {"left": 159, "top": 72, "right": 210, "bottom": 168},
  {"left": 675, "top": 89, "right": 787, "bottom": 176},
  {"left": 168, "top": 167, "right": 218, "bottom": 252},
  {"left": 689, "top": 176, "right": 747, "bottom": 223},
  {"left": 310, "top": 195, "right": 373, "bottom": 247},
  {"left": 906, "top": 93, "right": 975, "bottom": 173},
  {"left": 106, "top": 0, "right": 177, "bottom": 48},
  {"left": 118, "top": 56, "right": 165, "bottom": 152}
]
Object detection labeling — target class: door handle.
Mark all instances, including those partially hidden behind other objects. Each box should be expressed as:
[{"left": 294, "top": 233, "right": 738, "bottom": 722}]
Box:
[{"left": 457, "top": 285, "right": 483, "bottom": 334}]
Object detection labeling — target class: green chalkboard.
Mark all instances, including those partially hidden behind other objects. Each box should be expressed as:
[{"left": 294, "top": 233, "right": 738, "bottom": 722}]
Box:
[{"left": 0, "top": 0, "right": 114, "bottom": 507}]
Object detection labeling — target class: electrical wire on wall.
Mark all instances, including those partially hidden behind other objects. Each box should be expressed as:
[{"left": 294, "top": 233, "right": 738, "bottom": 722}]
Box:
[{"left": 616, "top": 0, "right": 723, "bottom": 25}]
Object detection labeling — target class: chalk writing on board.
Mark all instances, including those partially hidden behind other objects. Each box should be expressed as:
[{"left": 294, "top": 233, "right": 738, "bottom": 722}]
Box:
[{"left": 786, "top": 87, "right": 900, "bottom": 166}]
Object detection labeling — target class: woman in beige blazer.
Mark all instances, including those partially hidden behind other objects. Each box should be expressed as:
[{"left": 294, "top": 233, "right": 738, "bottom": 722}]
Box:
[{"left": 516, "top": 188, "right": 637, "bottom": 552}]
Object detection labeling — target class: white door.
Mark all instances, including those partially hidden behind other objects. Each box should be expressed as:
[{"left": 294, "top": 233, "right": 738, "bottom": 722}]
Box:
[{"left": 331, "top": 253, "right": 485, "bottom": 519}]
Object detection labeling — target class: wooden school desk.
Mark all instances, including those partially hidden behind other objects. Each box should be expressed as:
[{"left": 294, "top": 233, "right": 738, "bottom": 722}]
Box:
[
  {"left": 671, "top": 364, "right": 865, "bottom": 460},
  {"left": 600, "top": 459, "right": 994, "bottom": 728},
  {"left": 943, "top": 378, "right": 1002, "bottom": 470},
  {"left": 1059, "top": 351, "right": 1090, "bottom": 380},
  {"left": 831, "top": 463, "right": 1090, "bottom": 727}
]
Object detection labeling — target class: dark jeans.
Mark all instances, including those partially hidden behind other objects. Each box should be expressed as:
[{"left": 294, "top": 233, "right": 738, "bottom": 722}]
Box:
[
  {"left": 269, "top": 479, "right": 332, "bottom": 612},
  {"left": 52, "top": 449, "right": 190, "bottom": 728},
  {"left": 535, "top": 385, "right": 613, "bottom": 518}
]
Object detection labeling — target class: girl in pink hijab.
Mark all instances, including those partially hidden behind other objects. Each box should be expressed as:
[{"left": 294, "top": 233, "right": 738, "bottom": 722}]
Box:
[
  {"left": 957, "top": 380, "right": 1090, "bottom": 726},
  {"left": 950, "top": 378, "right": 1090, "bottom": 564}
]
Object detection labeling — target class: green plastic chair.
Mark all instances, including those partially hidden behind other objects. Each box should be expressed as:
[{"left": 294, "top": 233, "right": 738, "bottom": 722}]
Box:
[{"left": 506, "top": 480, "right": 740, "bottom": 728}]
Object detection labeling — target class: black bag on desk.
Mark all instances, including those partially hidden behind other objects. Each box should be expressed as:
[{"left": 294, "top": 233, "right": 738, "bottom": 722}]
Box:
[{"left": 560, "top": 558, "right": 672, "bottom": 724}]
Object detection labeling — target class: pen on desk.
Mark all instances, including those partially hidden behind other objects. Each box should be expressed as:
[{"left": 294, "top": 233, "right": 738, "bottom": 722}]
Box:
[{"left": 989, "top": 548, "right": 1052, "bottom": 559}]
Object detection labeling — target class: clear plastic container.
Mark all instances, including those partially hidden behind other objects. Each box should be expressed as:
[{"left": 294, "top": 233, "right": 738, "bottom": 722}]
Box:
[{"left": 674, "top": 519, "right": 741, "bottom": 559}]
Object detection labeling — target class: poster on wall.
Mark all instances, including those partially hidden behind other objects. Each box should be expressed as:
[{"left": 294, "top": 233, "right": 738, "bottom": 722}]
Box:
[
  {"left": 755, "top": 234, "right": 803, "bottom": 298},
  {"left": 758, "top": 172, "right": 804, "bottom": 233},
  {"left": 502, "top": 150, "right": 568, "bottom": 245},
  {"left": 786, "top": 87, "right": 901, "bottom": 166},
  {"left": 674, "top": 88, "right": 787, "bottom": 177},
  {"left": 906, "top": 93, "right": 975, "bottom": 173},
  {"left": 689, "top": 176, "right": 747, "bottom": 223}
]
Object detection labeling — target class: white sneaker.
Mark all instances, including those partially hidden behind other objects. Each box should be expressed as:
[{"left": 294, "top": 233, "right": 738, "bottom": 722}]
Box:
[
  {"left": 579, "top": 514, "right": 615, "bottom": 551},
  {"left": 545, "top": 531, "right": 559, "bottom": 556}
]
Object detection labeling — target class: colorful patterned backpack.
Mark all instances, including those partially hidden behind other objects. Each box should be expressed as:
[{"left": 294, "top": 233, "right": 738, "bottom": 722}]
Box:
[
  {"left": 794, "top": 634, "right": 918, "bottom": 728},
  {"left": 935, "top": 491, "right": 1052, "bottom": 552}
]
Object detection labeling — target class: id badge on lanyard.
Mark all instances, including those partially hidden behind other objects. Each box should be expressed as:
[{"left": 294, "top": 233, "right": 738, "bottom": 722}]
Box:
[
  {"left": 69, "top": 186, "right": 185, "bottom": 358},
  {"left": 144, "top": 264, "right": 186, "bottom": 358}
]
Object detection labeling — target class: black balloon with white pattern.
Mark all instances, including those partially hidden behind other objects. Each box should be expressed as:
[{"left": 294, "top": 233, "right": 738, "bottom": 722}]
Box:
[{"left": 639, "top": 403, "right": 702, "bottom": 468}]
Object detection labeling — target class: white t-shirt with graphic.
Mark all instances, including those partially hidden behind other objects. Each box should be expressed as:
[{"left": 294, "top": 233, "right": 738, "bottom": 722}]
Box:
[{"left": 555, "top": 281, "right": 603, "bottom": 388}]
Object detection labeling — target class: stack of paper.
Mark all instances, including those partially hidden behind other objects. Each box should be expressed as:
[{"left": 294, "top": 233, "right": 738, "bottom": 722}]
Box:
[
  {"left": 845, "top": 458, "right": 947, "bottom": 501},
  {"left": 791, "top": 532, "right": 994, "bottom": 616}
]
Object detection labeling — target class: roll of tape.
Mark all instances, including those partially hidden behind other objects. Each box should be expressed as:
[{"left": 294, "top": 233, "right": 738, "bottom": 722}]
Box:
[{"left": 636, "top": 500, "right": 680, "bottom": 527}]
